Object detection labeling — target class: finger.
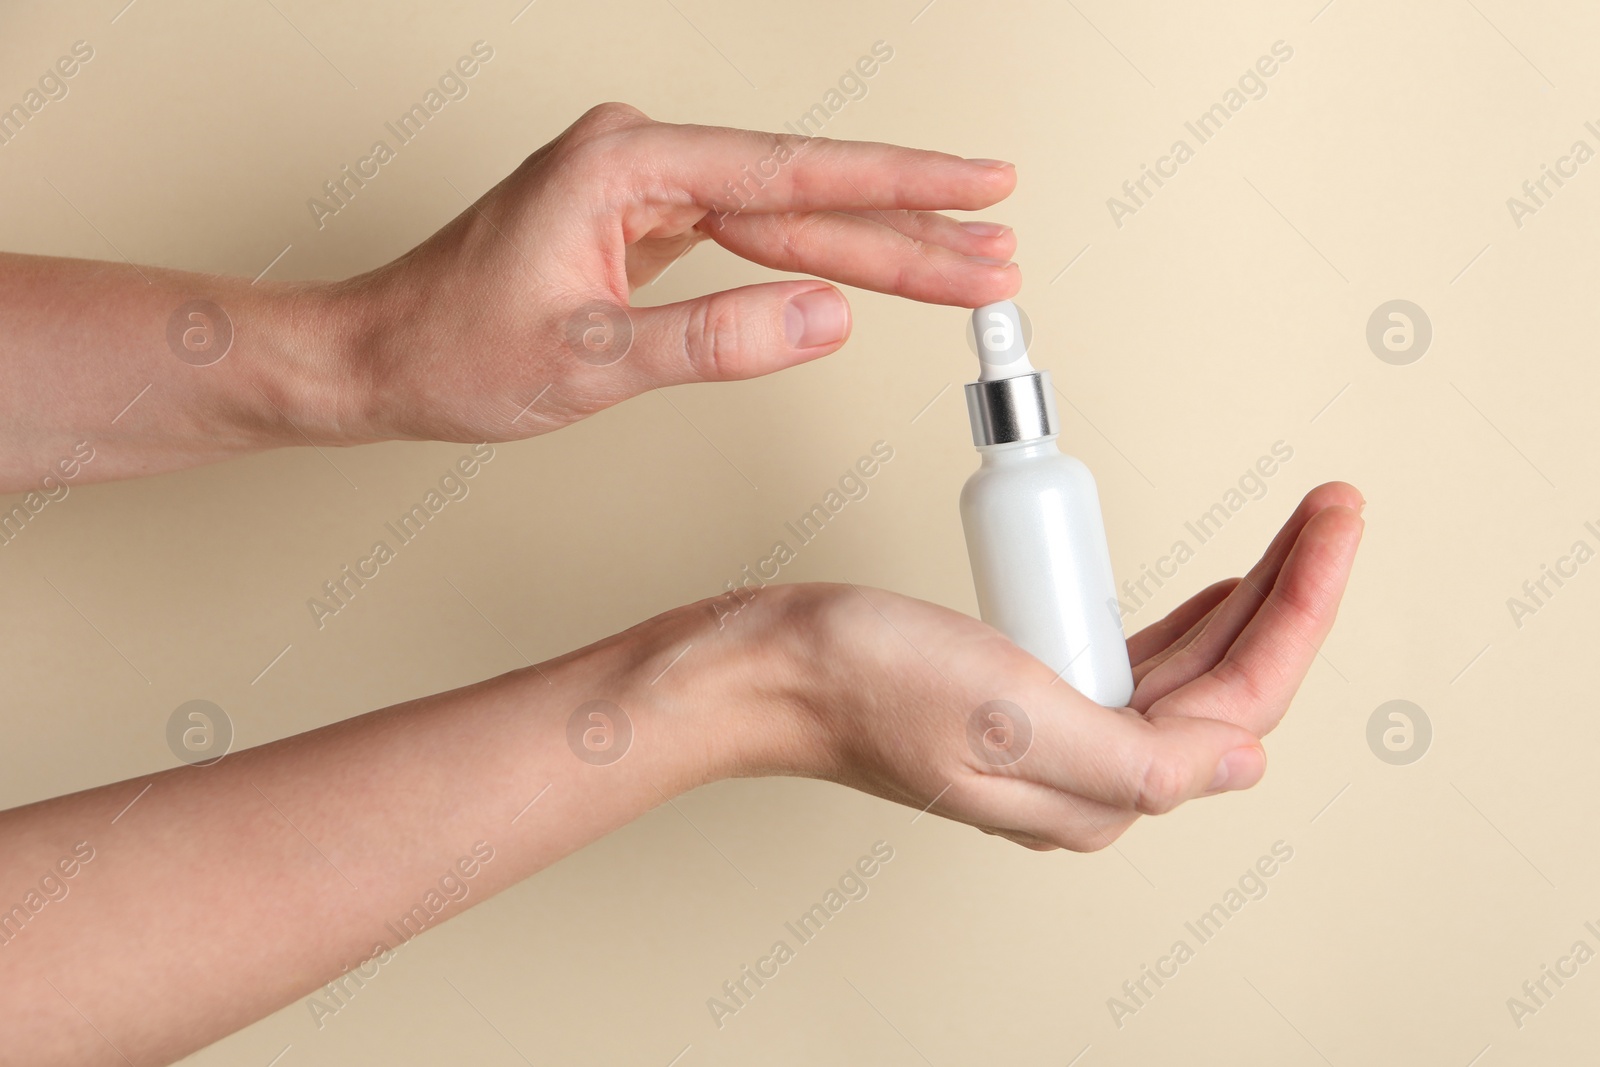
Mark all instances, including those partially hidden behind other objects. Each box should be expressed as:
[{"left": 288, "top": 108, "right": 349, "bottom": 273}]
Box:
[
  {"left": 836, "top": 209, "right": 1016, "bottom": 259},
  {"left": 1126, "top": 578, "right": 1241, "bottom": 667},
  {"left": 629, "top": 122, "right": 1017, "bottom": 215},
  {"left": 1148, "top": 505, "right": 1363, "bottom": 734},
  {"left": 703, "top": 210, "right": 1019, "bottom": 306},
  {"left": 626, "top": 210, "right": 1011, "bottom": 293},
  {"left": 620, "top": 279, "right": 851, "bottom": 390},
  {"left": 1131, "top": 598, "right": 1228, "bottom": 693},
  {"left": 1136, "top": 482, "right": 1363, "bottom": 705},
  {"left": 981, "top": 697, "right": 1266, "bottom": 815}
]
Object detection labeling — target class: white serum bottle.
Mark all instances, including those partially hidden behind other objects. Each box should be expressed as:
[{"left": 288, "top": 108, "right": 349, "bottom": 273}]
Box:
[{"left": 959, "top": 301, "right": 1135, "bottom": 707}]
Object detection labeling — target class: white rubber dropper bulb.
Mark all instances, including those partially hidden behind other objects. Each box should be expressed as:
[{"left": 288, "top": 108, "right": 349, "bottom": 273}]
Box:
[{"left": 973, "top": 300, "right": 1035, "bottom": 381}]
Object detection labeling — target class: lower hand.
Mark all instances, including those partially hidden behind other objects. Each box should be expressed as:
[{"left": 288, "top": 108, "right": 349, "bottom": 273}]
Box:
[{"left": 701, "top": 482, "right": 1363, "bottom": 851}]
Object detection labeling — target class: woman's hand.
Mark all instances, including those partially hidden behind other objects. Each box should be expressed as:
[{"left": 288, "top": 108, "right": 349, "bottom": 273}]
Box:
[
  {"left": 0, "top": 483, "right": 1359, "bottom": 1065},
  {"left": 0, "top": 103, "right": 1014, "bottom": 487},
  {"left": 735, "top": 482, "right": 1363, "bottom": 851},
  {"left": 336, "top": 102, "right": 1021, "bottom": 444}
]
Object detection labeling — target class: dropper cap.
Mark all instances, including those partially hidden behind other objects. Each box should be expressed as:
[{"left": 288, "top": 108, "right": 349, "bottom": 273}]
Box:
[{"left": 964, "top": 300, "right": 1059, "bottom": 446}]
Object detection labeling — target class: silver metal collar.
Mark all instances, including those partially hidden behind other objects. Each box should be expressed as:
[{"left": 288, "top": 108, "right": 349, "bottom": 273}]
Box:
[{"left": 964, "top": 370, "right": 1058, "bottom": 446}]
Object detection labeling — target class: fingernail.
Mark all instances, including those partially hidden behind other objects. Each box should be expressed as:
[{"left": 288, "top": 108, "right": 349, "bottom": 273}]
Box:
[
  {"left": 959, "top": 221, "right": 1011, "bottom": 238},
  {"left": 1209, "top": 747, "right": 1265, "bottom": 792},
  {"left": 966, "top": 158, "right": 1013, "bottom": 169},
  {"left": 966, "top": 255, "right": 1015, "bottom": 269},
  {"left": 785, "top": 287, "right": 849, "bottom": 348}
]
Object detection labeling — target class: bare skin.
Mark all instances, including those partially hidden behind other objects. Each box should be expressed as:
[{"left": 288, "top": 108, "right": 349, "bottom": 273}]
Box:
[
  {"left": 0, "top": 104, "right": 1364, "bottom": 1065},
  {"left": 0, "top": 102, "right": 1023, "bottom": 490}
]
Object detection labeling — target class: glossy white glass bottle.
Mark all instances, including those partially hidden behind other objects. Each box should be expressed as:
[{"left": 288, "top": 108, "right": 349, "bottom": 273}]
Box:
[{"left": 959, "top": 301, "right": 1134, "bottom": 707}]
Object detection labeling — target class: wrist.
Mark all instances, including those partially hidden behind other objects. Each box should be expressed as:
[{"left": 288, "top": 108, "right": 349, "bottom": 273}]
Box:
[
  {"left": 680, "top": 585, "right": 840, "bottom": 783},
  {"left": 546, "top": 587, "right": 835, "bottom": 793},
  {"left": 246, "top": 277, "right": 388, "bottom": 448}
]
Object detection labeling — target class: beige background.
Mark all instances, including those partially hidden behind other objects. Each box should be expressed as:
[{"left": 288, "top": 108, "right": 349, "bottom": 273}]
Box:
[{"left": 3, "top": 0, "right": 1597, "bottom": 1062}]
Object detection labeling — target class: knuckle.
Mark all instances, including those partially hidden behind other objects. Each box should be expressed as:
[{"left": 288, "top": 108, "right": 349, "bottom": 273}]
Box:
[
  {"left": 779, "top": 212, "right": 831, "bottom": 265},
  {"left": 553, "top": 103, "right": 649, "bottom": 173},
  {"left": 1135, "top": 750, "right": 1190, "bottom": 815},
  {"left": 573, "top": 101, "right": 649, "bottom": 135},
  {"left": 799, "top": 584, "right": 882, "bottom": 663},
  {"left": 1214, "top": 655, "right": 1277, "bottom": 712},
  {"left": 682, "top": 296, "right": 742, "bottom": 380},
  {"left": 1275, "top": 574, "right": 1325, "bottom": 628}
]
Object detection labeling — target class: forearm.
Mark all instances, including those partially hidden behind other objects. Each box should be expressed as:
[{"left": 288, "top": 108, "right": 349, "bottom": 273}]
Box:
[
  {"left": 0, "top": 113, "right": 1025, "bottom": 495},
  {"left": 0, "top": 596, "right": 813, "bottom": 1066},
  {"left": 0, "top": 252, "right": 370, "bottom": 491}
]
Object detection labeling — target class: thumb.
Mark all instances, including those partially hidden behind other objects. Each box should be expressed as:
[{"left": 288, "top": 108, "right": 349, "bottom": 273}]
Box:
[
  {"left": 626, "top": 280, "right": 851, "bottom": 388},
  {"left": 1019, "top": 700, "right": 1269, "bottom": 815}
]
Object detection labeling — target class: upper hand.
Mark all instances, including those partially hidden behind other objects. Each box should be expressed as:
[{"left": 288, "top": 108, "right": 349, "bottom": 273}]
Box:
[{"left": 333, "top": 103, "right": 1020, "bottom": 444}]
